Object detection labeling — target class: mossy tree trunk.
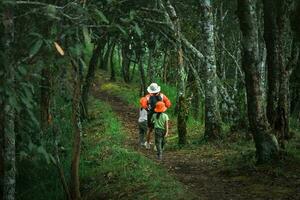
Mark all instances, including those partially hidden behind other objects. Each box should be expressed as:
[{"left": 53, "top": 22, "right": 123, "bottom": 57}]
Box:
[
  {"left": 200, "top": 0, "right": 222, "bottom": 139},
  {"left": 263, "top": 0, "right": 297, "bottom": 146},
  {"left": 237, "top": 0, "right": 279, "bottom": 163},
  {"left": 189, "top": 69, "right": 201, "bottom": 120},
  {"left": 121, "top": 41, "right": 131, "bottom": 83}
]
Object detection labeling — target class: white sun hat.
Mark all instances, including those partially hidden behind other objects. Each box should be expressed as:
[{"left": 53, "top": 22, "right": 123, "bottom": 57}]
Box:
[{"left": 147, "top": 83, "right": 161, "bottom": 93}]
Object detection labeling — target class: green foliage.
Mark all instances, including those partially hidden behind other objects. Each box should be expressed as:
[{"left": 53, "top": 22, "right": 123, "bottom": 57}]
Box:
[
  {"left": 29, "top": 39, "right": 44, "bottom": 57},
  {"left": 94, "top": 9, "right": 109, "bottom": 24},
  {"left": 17, "top": 97, "right": 73, "bottom": 200},
  {"left": 17, "top": 160, "right": 65, "bottom": 200}
]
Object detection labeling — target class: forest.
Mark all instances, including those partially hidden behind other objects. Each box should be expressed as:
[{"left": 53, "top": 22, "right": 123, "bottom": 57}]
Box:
[{"left": 1, "top": 0, "right": 300, "bottom": 199}]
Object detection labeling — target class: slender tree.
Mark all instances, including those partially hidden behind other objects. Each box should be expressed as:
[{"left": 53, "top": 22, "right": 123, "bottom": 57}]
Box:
[
  {"left": 200, "top": 0, "right": 222, "bottom": 139},
  {"left": 165, "top": 0, "right": 188, "bottom": 145},
  {"left": 109, "top": 40, "right": 116, "bottom": 81},
  {"left": 81, "top": 41, "right": 102, "bottom": 118},
  {"left": 121, "top": 40, "right": 131, "bottom": 83},
  {"left": 70, "top": 57, "right": 83, "bottom": 200},
  {"left": 147, "top": 33, "right": 156, "bottom": 84}
]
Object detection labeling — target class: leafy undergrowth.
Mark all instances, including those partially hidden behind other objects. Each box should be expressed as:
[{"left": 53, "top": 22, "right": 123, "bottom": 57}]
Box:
[
  {"left": 17, "top": 97, "right": 73, "bottom": 200},
  {"left": 81, "top": 99, "right": 190, "bottom": 200}
]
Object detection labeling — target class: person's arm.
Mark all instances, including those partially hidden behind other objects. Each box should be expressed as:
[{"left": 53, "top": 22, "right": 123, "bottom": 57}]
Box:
[
  {"left": 140, "top": 96, "right": 149, "bottom": 109},
  {"left": 162, "top": 94, "right": 171, "bottom": 108}
]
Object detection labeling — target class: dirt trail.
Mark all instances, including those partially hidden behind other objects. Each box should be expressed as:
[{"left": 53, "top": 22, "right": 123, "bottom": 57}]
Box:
[{"left": 92, "top": 79, "right": 300, "bottom": 200}]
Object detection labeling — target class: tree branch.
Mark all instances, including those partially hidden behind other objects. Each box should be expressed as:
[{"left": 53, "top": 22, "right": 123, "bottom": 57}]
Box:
[{"left": 157, "top": 0, "right": 204, "bottom": 61}]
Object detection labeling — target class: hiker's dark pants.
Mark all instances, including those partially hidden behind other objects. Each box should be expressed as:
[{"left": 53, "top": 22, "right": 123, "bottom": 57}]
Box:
[
  {"left": 147, "top": 111, "right": 155, "bottom": 129},
  {"left": 154, "top": 128, "right": 166, "bottom": 156},
  {"left": 138, "top": 121, "right": 147, "bottom": 144}
]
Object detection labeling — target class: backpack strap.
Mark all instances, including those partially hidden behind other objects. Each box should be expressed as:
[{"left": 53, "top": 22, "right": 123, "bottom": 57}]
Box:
[{"left": 160, "top": 93, "right": 164, "bottom": 101}]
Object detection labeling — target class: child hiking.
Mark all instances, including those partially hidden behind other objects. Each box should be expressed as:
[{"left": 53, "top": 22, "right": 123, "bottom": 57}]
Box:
[
  {"left": 138, "top": 97, "right": 148, "bottom": 147},
  {"left": 140, "top": 83, "right": 171, "bottom": 149},
  {"left": 152, "top": 101, "right": 169, "bottom": 160}
]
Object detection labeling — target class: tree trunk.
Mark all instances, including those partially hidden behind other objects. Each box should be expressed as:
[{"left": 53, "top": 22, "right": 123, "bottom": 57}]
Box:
[
  {"left": 162, "top": 50, "right": 168, "bottom": 83},
  {"left": 290, "top": 45, "right": 300, "bottom": 118},
  {"left": 70, "top": 59, "right": 82, "bottom": 200},
  {"left": 186, "top": 54, "right": 204, "bottom": 120},
  {"left": 200, "top": 0, "right": 222, "bottom": 139},
  {"left": 102, "top": 38, "right": 111, "bottom": 71},
  {"left": 81, "top": 42, "right": 102, "bottom": 119},
  {"left": 40, "top": 68, "right": 51, "bottom": 129},
  {"left": 100, "top": 38, "right": 109, "bottom": 70},
  {"left": 147, "top": 35, "right": 155, "bottom": 83},
  {"left": 263, "top": 0, "right": 280, "bottom": 129},
  {"left": 263, "top": 0, "right": 295, "bottom": 146},
  {"left": 276, "top": 1, "right": 296, "bottom": 144},
  {"left": 121, "top": 42, "right": 131, "bottom": 83},
  {"left": 165, "top": 0, "right": 188, "bottom": 145},
  {"left": 147, "top": 48, "right": 154, "bottom": 83},
  {"left": 237, "top": 0, "right": 279, "bottom": 163},
  {"left": 130, "top": 62, "right": 137, "bottom": 82},
  {"left": 138, "top": 54, "right": 147, "bottom": 96},
  {"left": 289, "top": 2, "right": 300, "bottom": 120},
  {"left": 190, "top": 71, "right": 201, "bottom": 120},
  {"left": 109, "top": 41, "right": 116, "bottom": 81}
]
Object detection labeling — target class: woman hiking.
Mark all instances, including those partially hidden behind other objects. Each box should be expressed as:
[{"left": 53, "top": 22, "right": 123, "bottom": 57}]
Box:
[{"left": 151, "top": 101, "right": 169, "bottom": 160}]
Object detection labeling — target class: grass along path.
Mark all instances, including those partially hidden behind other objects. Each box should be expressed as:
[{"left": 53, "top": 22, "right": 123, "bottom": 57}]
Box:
[{"left": 91, "top": 72, "right": 300, "bottom": 200}]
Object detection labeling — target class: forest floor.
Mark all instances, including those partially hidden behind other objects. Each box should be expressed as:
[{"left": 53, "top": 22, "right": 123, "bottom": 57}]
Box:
[{"left": 92, "top": 73, "right": 300, "bottom": 200}]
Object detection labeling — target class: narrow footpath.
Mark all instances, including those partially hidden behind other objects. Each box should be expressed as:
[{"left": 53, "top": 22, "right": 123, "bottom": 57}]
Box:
[{"left": 92, "top": 78, "right": 300, "bottom": 200}]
